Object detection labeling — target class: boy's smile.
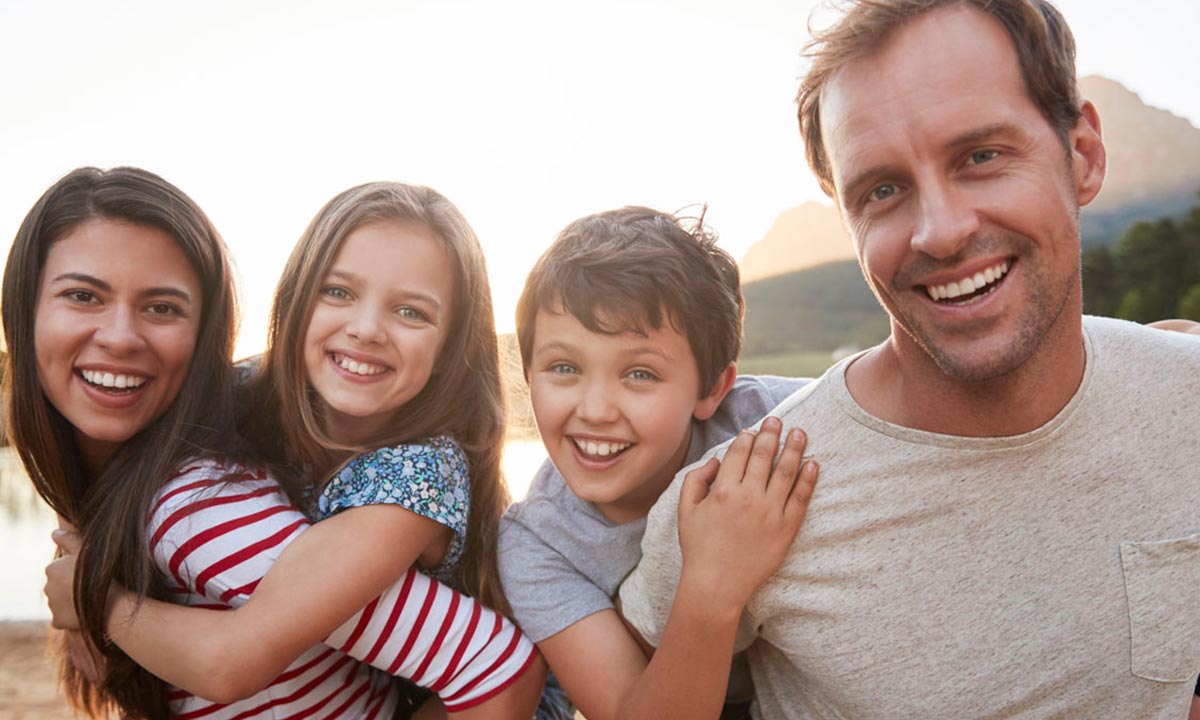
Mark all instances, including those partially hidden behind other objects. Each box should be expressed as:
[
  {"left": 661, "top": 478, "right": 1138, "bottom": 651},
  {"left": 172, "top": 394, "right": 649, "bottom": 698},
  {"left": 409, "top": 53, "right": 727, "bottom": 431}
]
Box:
[{"left": 528, "top": 308, "right": 725, "bottom": 524}]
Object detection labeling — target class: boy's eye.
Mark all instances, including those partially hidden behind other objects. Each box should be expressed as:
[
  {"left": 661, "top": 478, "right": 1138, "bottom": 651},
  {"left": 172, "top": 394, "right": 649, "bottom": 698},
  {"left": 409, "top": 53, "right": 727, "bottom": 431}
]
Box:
[
  {"left": 626, "top": 369, "right": 658, "bottom": 382},
  {"left": 321, "top": 285, "right": 351, "bottom": 301}
]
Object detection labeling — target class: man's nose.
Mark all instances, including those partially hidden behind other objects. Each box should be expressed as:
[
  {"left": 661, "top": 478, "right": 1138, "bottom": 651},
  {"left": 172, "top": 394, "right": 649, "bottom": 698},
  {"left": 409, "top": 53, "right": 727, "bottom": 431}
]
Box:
[{"left": 910, "top": 180, "right": 979, "bottom": 259}]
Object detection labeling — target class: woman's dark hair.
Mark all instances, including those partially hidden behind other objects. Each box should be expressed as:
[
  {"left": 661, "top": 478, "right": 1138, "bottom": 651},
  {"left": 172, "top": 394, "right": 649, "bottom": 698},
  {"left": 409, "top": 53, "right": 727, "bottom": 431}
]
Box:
[{"left": 2, "top": 166, "right": 243, "bottom": 718}]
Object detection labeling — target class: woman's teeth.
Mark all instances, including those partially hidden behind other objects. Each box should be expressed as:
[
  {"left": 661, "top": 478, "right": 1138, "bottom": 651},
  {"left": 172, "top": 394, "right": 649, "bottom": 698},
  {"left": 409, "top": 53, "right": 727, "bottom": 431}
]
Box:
[
  {"left": 573, "top": 438, "right": 631, "bottom": 458},
  {"left": 79, "top": 369, "right": 147, "bottom": 391},
  {"left": 926, "top": 260, "right": 1011, "bottom": 303}
]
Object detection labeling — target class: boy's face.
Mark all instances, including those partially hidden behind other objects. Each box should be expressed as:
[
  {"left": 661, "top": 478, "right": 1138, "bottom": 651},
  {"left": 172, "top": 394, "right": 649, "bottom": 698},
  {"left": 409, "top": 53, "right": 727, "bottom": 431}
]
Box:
[{"left": 528, "top": 307, "right": 718, "bottom": 524}]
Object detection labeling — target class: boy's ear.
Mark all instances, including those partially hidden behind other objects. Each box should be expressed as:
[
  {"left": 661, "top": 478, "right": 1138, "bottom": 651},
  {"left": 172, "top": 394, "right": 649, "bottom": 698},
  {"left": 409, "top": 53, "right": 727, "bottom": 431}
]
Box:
[{"left": 694, "top": 363, "right": 737, "bottom": 422}]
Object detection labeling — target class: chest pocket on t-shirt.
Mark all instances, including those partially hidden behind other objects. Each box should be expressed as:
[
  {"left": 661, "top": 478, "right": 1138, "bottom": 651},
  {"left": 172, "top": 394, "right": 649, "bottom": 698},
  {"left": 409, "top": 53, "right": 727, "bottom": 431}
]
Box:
[{"left": 1119, "top": 530, "right": 1200, "bottom": 682}]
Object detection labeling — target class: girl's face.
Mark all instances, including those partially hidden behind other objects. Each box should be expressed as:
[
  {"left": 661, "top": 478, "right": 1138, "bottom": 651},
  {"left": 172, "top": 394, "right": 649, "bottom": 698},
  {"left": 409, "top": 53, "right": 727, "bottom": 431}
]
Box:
[
  {"left": 33, "top": 218, "right": 203, "bottom": 470},
  {"left": 304, "top": 219, "right": 456, "bottom": 444}
]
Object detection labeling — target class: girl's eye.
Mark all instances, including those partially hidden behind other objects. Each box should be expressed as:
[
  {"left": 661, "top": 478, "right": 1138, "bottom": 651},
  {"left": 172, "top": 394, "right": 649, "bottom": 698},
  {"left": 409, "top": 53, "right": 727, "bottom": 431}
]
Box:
[
  {"left": 397, "top": 306, "right": 431, "bottom": 322},
  {"left": 549, "top": 363, "right": 579, "bottom": 375},
  {"left": 321, "top": 286, "right": 351, "bottom": 301},
  {"left": 627, "top": 369, "right": 658, "bottom": 382},
  {"left": 969, "top": 149, "right": 999, "bottom": 165}
]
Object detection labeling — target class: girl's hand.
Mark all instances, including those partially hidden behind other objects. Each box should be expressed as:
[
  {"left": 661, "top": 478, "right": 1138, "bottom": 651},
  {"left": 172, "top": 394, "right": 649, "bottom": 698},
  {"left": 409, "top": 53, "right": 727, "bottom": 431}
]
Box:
[
  {"left": 65, "top": 630, "right": 105, "bottom": 683},
  {"left": 45, "top": 527, "right": 83, "bottom": 630},
  {"left": 677, "top": 417, "right": 818, "bottom": 614}
]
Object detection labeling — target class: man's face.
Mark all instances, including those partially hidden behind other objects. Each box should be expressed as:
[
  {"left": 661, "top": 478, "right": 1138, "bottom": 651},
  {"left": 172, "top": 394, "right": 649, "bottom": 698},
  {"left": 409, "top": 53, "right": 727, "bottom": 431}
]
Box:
[{"left": 819, "top": 5, "right": 1104, "bottom": 382}]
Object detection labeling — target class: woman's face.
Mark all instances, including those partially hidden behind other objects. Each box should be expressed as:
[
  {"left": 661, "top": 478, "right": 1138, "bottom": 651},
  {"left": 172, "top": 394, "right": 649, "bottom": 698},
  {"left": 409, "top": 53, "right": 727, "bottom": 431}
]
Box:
[
  {"left": 303, "top": 219, "right": 455, "bottom": 444},
  {"left": 33, "top": 217, "right": 203, "bottom": 469}
]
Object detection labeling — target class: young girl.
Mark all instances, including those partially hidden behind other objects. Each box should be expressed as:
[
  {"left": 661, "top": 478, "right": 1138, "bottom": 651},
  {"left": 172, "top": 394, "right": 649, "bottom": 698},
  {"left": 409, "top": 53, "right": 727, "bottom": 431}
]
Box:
[{"left": 45, "top": 181, "right": 546, "bottom": 717}]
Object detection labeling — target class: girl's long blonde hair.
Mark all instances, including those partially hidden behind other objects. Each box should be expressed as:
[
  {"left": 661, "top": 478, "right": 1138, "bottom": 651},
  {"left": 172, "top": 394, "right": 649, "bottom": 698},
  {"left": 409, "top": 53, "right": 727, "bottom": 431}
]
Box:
[{"left": 248, "top": 181, "right": 512, "bottom": 614}]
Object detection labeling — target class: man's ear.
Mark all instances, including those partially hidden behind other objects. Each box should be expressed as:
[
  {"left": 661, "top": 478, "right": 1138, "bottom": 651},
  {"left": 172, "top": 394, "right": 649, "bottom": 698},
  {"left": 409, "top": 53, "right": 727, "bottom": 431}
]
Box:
[
  {"left": 694, "top": 363, "right": 737, "bottom": 421},
  {"left": 1071, "top": 100, "right": 1106, "bottom": 207}
]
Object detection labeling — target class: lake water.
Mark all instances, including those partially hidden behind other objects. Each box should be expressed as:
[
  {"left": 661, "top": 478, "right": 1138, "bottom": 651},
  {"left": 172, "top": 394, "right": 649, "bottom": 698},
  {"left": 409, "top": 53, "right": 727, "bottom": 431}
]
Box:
[{"left": 0, "top": 442, "right": 548, "bottom": 620}]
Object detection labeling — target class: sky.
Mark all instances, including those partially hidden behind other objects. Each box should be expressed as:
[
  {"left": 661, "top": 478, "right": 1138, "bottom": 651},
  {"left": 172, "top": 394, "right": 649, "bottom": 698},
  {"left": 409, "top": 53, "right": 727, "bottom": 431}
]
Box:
[{"left": 2, "top": 0, "right": 1197, "bottom": 354}]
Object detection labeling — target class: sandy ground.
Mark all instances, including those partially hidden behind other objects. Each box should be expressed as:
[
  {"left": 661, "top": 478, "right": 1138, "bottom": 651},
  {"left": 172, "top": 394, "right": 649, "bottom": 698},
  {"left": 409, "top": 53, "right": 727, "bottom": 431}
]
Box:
[{"left": 0, "top": 621, "right": 73, "bottom": 720}]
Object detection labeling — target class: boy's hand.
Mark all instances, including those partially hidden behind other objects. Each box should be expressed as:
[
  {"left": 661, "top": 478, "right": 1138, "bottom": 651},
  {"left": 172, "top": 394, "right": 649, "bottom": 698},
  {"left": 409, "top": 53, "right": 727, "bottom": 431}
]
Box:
[
  {"left": 677, "top": 416, "right": 818, "bottom": 614},
  {"left": 46, "top": 527, "right": 83, "bottom": 630}
]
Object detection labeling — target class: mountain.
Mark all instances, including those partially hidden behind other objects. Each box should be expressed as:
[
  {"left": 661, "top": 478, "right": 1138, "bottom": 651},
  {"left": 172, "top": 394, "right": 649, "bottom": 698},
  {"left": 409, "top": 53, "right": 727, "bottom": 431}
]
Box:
[{"left": 739, "top": 76, "right": 1200, "bottom": 280}]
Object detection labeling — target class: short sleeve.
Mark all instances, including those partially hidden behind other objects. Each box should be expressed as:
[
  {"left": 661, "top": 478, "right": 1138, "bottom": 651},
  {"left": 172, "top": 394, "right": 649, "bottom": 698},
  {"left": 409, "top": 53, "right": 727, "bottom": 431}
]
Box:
[
  {"left": 147, "top": 462, "right": 309, "bottom": 607},
  {"left": 498, "top": 516, "right": 615, "bottom": 643},
  {"left": 320, "top": 435, "right": 470, "bottom": 534}
]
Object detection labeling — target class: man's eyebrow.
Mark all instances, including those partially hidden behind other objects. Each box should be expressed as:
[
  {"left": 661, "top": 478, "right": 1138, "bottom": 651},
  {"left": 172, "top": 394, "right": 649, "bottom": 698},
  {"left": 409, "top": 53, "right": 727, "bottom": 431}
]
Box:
[{"left": 946, "top": 122, "right": 1018, "bottom": 150}]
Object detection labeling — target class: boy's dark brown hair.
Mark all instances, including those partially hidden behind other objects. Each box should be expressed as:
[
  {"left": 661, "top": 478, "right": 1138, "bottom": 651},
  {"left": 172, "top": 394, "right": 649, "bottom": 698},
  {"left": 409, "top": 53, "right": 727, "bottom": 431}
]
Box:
[
  {"left": 516, "top": 206, "right": 743, "bottom": 396},
  {"left": 797, "top": 0, "right": 1081, "bottom": 197}
]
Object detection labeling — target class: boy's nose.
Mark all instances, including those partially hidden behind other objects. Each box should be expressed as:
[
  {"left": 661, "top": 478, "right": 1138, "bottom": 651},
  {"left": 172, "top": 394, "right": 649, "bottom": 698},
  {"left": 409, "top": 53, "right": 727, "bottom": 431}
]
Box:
[{"left": 576, "top": 381, "right": 620, "bottom": 425}]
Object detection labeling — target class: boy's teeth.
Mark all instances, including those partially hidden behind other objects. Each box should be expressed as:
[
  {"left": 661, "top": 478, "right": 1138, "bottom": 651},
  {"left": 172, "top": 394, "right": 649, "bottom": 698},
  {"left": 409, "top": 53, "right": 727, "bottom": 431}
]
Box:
[
  {"left": 80, "top": 369, "right": 147, "bottom": 389},
  {"left": 335, "top": 354, "right": 386, "bottom": 376},
  {"left": 926, "top": 260, "right": 1010, "bottom": 302},
  {"left": 574, "top": 438, "right": 631, "bottom": 458}
]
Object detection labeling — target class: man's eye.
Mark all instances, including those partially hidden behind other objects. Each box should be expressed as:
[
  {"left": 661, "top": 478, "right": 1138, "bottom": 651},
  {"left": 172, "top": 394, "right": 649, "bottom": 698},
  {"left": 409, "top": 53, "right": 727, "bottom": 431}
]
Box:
[
  {"left": 969, "top": 149, "right": 999, "bottom": 165},
  {"left": 869, "top": 184, "right": 896, "bottom": 202}
]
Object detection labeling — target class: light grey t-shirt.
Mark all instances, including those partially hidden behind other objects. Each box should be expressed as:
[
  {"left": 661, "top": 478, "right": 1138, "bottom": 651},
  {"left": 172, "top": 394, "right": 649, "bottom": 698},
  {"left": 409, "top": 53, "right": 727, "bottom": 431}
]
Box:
[
  {"left": 498, "top": 375, "right": 808, "bottom": 644},
  {"left": 622, "top": 316, "right": 1200, "bottom": 719}
]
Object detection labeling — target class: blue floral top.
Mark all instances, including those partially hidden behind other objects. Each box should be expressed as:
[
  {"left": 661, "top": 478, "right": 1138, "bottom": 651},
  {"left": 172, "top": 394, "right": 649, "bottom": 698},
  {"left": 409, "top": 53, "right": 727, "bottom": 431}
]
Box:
[{"left": 316, "top": 435, "right": 469, "bottom": 588}]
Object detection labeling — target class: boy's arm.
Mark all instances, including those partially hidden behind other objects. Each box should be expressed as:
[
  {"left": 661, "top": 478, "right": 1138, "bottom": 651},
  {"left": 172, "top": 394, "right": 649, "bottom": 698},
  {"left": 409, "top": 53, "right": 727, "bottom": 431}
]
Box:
[{"left": 540, "top": 420, "right": 817, "bottom": 720}]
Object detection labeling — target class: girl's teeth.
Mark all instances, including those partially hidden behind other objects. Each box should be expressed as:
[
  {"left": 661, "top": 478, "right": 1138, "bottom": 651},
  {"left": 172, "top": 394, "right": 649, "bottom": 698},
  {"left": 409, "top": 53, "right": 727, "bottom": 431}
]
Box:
[{"left": 335, "top": 355, "right": 385, "bottom": 376}]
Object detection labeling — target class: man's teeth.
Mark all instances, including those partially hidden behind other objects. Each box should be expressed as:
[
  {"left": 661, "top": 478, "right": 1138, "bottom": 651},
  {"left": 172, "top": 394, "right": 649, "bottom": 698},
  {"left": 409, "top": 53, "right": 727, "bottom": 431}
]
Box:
[
  {"left": 80, "top": 369, "right": 147, "bottom": 389},
  {"left": 927, "top": 260, "right": 1010, "bottom": 302},
  {"left": 334, "top": 354, "right": 386, "bottom": 376},
  {"left": 573, "top": 438, "right": 631, "bottom": 458}
]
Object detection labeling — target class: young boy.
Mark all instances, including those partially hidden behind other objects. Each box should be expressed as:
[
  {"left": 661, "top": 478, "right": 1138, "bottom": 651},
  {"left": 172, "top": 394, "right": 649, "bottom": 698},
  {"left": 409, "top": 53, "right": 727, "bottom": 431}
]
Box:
[{"left": 498, "top": 206, "right": 819, "bottom": 719}]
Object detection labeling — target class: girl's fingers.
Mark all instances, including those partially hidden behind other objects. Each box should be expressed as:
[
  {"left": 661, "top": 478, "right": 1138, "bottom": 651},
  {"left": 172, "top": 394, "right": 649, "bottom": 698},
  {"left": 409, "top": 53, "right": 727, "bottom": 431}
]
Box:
[
  {"left": 742, "top": 417, "right": 783, "bottom": 490},
  {"left": 51, "top": 528, "right": 83, "bottom": 556},
  {"left": 767, "top": 428, "right": 808, "bottom": 507}
]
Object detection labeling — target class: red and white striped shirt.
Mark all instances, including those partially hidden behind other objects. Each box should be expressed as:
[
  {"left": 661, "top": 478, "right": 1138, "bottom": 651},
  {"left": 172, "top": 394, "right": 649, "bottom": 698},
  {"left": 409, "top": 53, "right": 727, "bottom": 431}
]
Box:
[{"left": 150, "top": 462, "right": 539, "bottom": 718}]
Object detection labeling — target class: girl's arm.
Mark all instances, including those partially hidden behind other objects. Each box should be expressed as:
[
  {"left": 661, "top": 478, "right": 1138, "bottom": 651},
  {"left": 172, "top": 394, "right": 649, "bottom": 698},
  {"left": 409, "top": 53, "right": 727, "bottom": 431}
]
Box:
[
  {"left": 47, "top": 469, "right": 541, "bottom": 716},
  {"left": 538, "top": 419, "right": 818, "bottom": 720}
]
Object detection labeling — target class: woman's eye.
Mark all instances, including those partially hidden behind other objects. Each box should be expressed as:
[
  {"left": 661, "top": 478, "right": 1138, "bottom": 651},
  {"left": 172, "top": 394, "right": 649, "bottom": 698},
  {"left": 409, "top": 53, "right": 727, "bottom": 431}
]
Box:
[
  {"left": 63, "top": 289, "right": 98, "bottom": 304},
  {"left": 146, "top": 302, "right": 182, "bottom": 318},
  {"left": 321, "top": 286, "right": 351, "bottom": 301}
]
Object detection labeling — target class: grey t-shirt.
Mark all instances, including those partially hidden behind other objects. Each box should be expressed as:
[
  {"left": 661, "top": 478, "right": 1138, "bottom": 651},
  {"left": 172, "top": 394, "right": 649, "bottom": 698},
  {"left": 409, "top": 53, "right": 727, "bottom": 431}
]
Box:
[
  {"left": 623, "top": 317, "right": 1200, "bottom": 719},
  {"left": 498, "top": 374, "right": 808, "bottom": 643}
]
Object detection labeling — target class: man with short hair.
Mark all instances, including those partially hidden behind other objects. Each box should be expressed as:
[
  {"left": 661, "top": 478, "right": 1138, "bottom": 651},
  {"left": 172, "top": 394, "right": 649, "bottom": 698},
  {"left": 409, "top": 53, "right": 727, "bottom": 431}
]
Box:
[{"left": 620, "top": 1, "right": 1200, "bottom": 717}]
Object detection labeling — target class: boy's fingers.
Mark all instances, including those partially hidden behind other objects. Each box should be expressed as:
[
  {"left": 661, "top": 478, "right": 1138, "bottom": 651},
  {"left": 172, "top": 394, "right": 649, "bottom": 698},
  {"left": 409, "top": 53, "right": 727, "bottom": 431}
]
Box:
[
  {"left": 785, "top": 460, "right": 820, "bottom": 527},
  {"left": 51, "top": 528, "right": 83, "bottom": 556},
  {"left": 715, "top": 428, "right": 757, "bottom": 488},
  {"left": 742, "top": 417, "right": 783, "bottom": 490},
  {"left": 680, "top": 458, "right": 720, "bottom": 512},
  {"left": 767, "top": 428, "right": 808, "bottom": 507}
]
